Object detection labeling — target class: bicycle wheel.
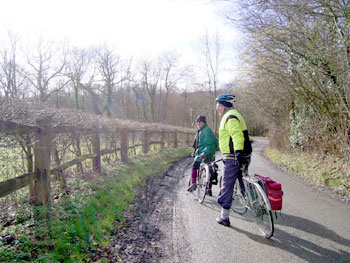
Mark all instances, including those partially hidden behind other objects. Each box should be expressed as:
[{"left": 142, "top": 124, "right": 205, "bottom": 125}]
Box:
[
  {"left": 251, "top": 183, "right": 274, "bottom": 239},
  {"left": 231, "top": 181, "right": 247, "bottom": 214},
  {"left": 197, "top": 166, "right": 208, "bottom": 203}
]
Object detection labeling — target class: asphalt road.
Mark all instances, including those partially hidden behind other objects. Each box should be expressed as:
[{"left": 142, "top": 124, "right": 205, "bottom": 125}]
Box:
[{"left": 168, "top": 138, "right": 350, "bottom": 263}]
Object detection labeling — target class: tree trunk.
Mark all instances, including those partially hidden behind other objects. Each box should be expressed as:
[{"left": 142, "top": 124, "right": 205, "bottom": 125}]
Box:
[{"left": 92, "top": 132, "right": 101, "bottom": 173}]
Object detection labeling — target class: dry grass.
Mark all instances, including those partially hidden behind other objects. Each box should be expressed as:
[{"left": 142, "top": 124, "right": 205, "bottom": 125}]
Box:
[{"left": 265, "top": 146, "right": 350, "bottom": 198}]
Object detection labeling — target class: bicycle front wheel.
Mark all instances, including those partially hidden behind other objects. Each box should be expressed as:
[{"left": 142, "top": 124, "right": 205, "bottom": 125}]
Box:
[
  {"left": 187, "top": 174, "right": 191, "bottom": 188},
  {"left": 231, "top": 181, "right": 247, "bottom": 214},
  {"left": 197, "top": 166, "right": 208, "bottom": 203},
  {"left": 251, "top": 183, "right": 274, "bottom": 239}
]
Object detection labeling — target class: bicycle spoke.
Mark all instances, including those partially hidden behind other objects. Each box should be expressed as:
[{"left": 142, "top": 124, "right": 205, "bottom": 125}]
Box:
[
  {"left": 231, "top": 182, "right": 247, "bottom": 214},
  {"left": 251, "top": 184, "right": 274, "bottom": 239}
]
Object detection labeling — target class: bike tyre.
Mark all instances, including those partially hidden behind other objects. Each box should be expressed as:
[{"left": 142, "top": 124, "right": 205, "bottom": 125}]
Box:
[
  {"left": 187, "top": 174, "right": 191, "bottom": 188},
  {"left": 251, "top": 183, "right": 274, "bottom": 239},
  {"left": 197, "top": 166, "right": 208, "bottom": 203},
  {"left": 231, "top": 181, "right": 247, "bottom": 214}
]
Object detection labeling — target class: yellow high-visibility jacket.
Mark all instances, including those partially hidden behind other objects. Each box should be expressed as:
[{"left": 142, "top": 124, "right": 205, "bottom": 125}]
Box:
[{"left": 218, "top": 108, "right": 248, "bottom": 154}]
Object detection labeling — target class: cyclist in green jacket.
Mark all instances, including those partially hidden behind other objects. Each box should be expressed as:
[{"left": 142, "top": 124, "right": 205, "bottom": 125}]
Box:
[
  {"left": 215, "top": 93, "right": 251, "bottom": 227},
  {"left": 187, "top": 115, "right": 218, "bottom": 195}
]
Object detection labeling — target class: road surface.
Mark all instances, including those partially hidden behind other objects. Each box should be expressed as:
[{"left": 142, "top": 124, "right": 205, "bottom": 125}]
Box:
[{"left": 162, "top": 138, "right": 350, "bottom": 263}]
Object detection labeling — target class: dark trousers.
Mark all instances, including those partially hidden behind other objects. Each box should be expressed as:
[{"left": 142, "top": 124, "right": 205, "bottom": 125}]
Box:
[{"left": 217, "top": 159, "right": 242, "bottom": 209}]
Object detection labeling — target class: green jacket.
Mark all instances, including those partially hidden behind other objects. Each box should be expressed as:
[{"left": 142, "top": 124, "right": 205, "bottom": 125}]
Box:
[
  {"left": 218, "top": 108, "right": 247, "bottom": 154},
  {"left": 194, "top": 124, "right": 218, "bottom": 162}
]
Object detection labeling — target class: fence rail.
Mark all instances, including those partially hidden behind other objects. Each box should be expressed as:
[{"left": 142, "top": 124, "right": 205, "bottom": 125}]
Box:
[{"left": 0, "top": 104, "right": 195, "bottom": 205}]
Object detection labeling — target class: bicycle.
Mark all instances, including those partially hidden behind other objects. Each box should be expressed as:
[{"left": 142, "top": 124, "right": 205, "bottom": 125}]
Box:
[
  {"left": 231, "top": 165, "right": 274, "bottom": 239},
  {"left": 188, "top": 159, "right": 222, "bottom": 203}
]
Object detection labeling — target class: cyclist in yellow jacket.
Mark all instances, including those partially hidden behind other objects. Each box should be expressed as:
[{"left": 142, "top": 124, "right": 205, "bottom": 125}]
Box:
[{"left": 215, "top": 93, "right": 251, "bottom": 227}]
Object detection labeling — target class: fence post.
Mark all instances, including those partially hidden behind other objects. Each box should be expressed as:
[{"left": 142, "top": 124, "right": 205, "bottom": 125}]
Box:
[
  {"left": 53, "top": 144, "right": 66, "bottom": 189},
  {"left": 92, "top": 130, "right": 101, "bottom": 173},
  {"left": 33, "top": 117, "right": 52, "bottom": 206},
  {"left": 186, "top": 133, "right": 191, "bottom": 147},
  {"left": 161, "top": 130, "right": 165, "bottom": 150},
  {"left": 120, "top": 127, "right": 129, "bottom": 163},
  {"left": 131, "top": 131, "right": 137, "bottom": 155},
  {"left": 142, "top": 130, "right": 149, "bottom": 153},
  {"left": 25, "top": 135, "right": 35, "bottom": 200},
  {"left": 174, "top": 131, "right": 178, "bottom": 148},
  {"left": 72, "top": 131, "right": 83, "bottom": 173}
]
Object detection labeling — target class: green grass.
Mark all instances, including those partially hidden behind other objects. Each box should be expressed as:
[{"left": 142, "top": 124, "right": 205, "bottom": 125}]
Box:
[
  {"left": 0, "top": 145, "right": 26, "bottom": 182},
  {"left": 0, "top": 147, "right": 191, "bottom": 262},
  {"left": 265, "top": 146, "right": 350, "bottom": 197}
]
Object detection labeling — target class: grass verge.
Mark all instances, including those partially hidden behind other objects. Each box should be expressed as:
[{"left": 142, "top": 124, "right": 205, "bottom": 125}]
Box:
[
  {"left": 0, "top": 147, "right": 191, "bottom": 262},
  {"left": 265, "top": 146, "right": 350, "bottom": 198}
]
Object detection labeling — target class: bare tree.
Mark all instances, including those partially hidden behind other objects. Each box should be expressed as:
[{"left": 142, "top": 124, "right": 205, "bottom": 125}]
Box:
[
  {"left": 158, "top": 50, "right": 181, "bottom": 123},
  {"left": 96, "top": 44, "right": 130, "bottom": 118},
  {"left": 66, "top": 47, "right": 95, "bottom": 110},
  {"left": 24, "top": 37, "right": 68, "bottom": 102},
  {"left": 0, "top": 31, "right": 27, "bottom": 98},
  {"left": 139, "top": 59, "right": 162, "bottom": 122},
  {"left": 117, "top": 58, "right": 133, "bottom": 119},
  {"left": 196, "top": 30, "right": 223, "bottom": 130}
]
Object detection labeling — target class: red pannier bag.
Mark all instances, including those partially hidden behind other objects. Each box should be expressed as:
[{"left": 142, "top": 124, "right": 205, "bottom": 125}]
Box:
[{"left": 254, "top": 174, "right": 283, "bottom": 210}]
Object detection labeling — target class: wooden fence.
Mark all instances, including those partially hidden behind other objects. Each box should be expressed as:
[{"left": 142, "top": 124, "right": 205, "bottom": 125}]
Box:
[{"left": 0, "top": 108, "right": 195, "bottom": 206}]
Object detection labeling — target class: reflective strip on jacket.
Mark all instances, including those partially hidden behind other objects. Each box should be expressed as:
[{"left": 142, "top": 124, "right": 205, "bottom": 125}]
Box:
[{"left": 218, "top": 109, "right": 247, "bottom": 154}]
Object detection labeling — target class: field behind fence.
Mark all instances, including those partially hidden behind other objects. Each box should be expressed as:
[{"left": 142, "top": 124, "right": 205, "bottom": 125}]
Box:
[{"left": 0, "top": 98, "right": 195, "bottom": 206}]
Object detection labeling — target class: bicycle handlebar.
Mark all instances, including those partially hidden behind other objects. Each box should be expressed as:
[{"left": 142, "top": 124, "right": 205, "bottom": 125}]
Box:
[{"left": 209, "top": 158, "right": 223, "bottom": 165}]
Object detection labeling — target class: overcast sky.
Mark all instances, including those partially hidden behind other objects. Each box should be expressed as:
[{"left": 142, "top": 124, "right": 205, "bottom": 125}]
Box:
[{"left": 0, "top": 0, "right": 241, "bottom": 83}]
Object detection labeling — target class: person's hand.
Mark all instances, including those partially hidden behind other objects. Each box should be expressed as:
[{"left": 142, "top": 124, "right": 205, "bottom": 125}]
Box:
[
  {"left": 200, "top": 153, "right": 207, "bottom": 160},
  {"left": 235, "top": 150, "right": 248, "bottom": 166},
  {"left": 191, "top": 152, "right": 195, "bottom": 157}
]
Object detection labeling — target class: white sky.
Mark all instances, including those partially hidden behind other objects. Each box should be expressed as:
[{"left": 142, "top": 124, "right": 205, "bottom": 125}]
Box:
[{"left": 0, "top": 0, "right": 241, "bottom": 83}]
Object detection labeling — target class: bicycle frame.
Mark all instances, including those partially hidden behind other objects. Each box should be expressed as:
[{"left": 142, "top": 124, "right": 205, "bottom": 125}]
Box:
[{"left": 242, "top": 171, "right": 271, "bottom": 212}]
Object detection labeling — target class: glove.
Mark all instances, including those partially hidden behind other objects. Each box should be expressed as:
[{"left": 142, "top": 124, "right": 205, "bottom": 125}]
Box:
[
  {"left": 199, "top": 153, "right": 207, "bottom": 160},
  {"left": 235, "top": 150, "right": 248, "bottom": 166}
]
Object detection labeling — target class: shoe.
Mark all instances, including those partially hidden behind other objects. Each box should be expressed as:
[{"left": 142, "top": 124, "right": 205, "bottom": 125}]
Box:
[
  {"left": 187, "top": 183, "right": 197, "bottom": 192},
  {"left": 216, "top": 217, "right": 230, "bottom": 227},
  {"left": 206, "top": 189, "right": 212, "bottom": 196}
]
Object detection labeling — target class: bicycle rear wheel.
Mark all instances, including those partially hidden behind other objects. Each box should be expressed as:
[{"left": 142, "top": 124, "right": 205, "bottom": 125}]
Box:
[
  {"left": 231, "top": 181, "right": 247, "bottom": 214},
  {"left": 251, "top": 183, "right": 274, "bottom": 239},
  {"left": 187, "top": 174, "right": 191, "bottom": 188},
  {"left": 197, "top": 166, "right": 208, "bottom": 203}
]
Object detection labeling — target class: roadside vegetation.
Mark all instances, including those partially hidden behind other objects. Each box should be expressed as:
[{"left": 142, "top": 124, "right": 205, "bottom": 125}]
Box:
[
  {"left": 0, "top": 147, "right": 191, "bottom": 262},
  {"left": 224, "top": 0, "right": 350, "bottom": 197},
  {"left": 265, "top": 146, "right": 350, "bottom": 199}
]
